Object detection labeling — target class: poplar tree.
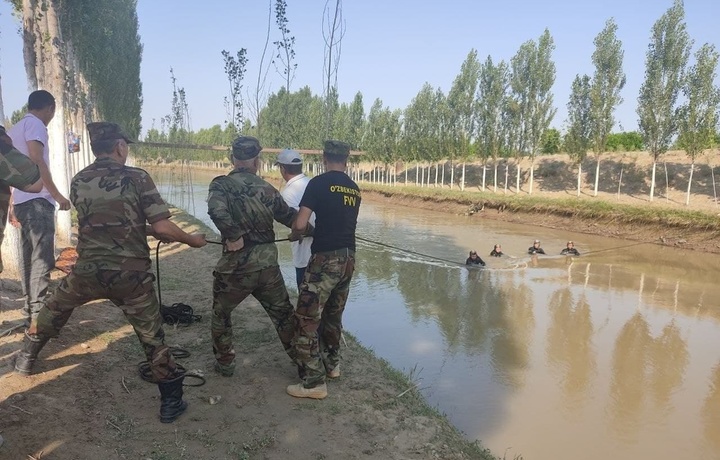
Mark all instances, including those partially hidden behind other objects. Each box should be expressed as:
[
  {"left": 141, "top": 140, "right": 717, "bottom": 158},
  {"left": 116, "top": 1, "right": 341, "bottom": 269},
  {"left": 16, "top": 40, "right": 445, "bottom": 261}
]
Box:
[
  {"left": 510, "top": 29, "right": 557, "bottom": 194},
  {"left": 477, "top": 56, "right": 509, "bottom": 192},
  {"left": 565, "top": 75, "right": 593, "bottom": 197},
  {"left": 222, "top": 49, "right": 248, "bottom": 134},
  {"left": 677, "top": 44, "right": 720, "bottom": 206},
  {"left": 273, "top": 0, "right": 297, "bottom": 92},
  {"left": 589, "top": 18, "right": 626, "bottom": 197},
  {"left": 447, "top": 49, "right": 480, "bottom": 190},
  {"left": 637, "top": 0, "right": 691, "bottom": 202}
]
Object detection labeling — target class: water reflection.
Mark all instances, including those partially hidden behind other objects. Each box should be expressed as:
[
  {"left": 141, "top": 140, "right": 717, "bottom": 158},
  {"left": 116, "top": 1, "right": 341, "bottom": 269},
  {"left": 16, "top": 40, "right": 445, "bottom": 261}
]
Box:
[{"left": 151, "top": 169, "right": 720, "bottom": 460}]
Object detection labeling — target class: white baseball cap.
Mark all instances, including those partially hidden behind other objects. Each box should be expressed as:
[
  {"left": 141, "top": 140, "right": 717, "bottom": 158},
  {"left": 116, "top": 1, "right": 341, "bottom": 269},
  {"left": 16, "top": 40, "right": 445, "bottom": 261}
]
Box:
[{"left": 275, "top": 149, "right": 302, "bottom": 165}]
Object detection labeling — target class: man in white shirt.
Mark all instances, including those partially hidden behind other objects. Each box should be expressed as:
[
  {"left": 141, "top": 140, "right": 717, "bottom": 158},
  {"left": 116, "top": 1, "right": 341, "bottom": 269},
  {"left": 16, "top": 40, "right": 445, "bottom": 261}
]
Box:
[
  {"left": 277, "top": 149, "right": 314, "bottom": 288},
  {"left": 8, "top": 90, "right": 71, "bottom": 326}
]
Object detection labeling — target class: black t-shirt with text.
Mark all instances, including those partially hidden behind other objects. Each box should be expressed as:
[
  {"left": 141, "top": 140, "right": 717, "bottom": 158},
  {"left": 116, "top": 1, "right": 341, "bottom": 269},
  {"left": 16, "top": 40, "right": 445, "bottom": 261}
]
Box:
[{"left": 300, "top": 170, "right": 361, "bottom": 253}]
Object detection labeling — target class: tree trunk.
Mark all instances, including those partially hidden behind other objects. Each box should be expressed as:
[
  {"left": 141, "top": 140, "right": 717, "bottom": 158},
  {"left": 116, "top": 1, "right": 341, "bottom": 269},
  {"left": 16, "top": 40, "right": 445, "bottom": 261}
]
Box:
[
  {"left": 685, "top": 162, "right": 694, "bottom": 206},
  {"left": 434, "top": 163, "right": 438, "bottom": 187},
  {"left": 404, "top": 165, "right": 408, "bottom": 185},
  {"left": 441, "top": 163, "right": 445, "bottom": 187},
  {"left": 493, "top": 163, "right": 498, "bottom": 193},
  {"left": 450, "top": 160, "right": 454, "bottom": 189},
  {"left": 415, "top": 162, "right": 419, "bottom": 186},
  {"left": 650, "top": 160, "right": 657, "bottom": 202},
  {"left": 504, "top": 163, "right": 509, "bottom": 195},
  {"left": 528, "top": 157, "right": 535, "bottom": 194},
  {"left": 460, "top": 162, "right": 466, "bottom": 191},
  {"left": 594, "top": 155, "right": 601, "bottom": 197},
  {"left": 515, "top": 163, "right": 521, "bottom": 194},
  {"left": 577, "top": 163, "right": 582, "bottom": 197},
  {"left": 481, "top": 163, "right": 486, "bottom": 191}
]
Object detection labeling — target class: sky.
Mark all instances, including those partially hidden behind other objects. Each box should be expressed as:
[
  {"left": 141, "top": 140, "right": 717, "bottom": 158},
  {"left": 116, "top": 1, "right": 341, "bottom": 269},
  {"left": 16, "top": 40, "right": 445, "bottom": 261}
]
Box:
[{"left": 1, "top": 0, "right": 719, "bottom": 137}]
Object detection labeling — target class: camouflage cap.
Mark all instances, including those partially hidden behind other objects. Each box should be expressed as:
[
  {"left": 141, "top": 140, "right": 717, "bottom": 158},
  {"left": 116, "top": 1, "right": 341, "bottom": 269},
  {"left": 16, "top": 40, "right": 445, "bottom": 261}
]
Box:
[
  {"left": 232, "top": 136, "right": 262, "bottom": 160},
  {"left": 323, "top": 140, "right": 351, "bottom": 157},
  {"left": 87, "top": 122, "right": 135, "bottom": 144}
]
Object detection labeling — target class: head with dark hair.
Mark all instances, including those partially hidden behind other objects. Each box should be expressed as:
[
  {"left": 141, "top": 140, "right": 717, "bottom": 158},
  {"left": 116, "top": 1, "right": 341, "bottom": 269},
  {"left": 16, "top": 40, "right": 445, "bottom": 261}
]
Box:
[{"left": 28, "top": 90, "right": 55, "bottom": 111}]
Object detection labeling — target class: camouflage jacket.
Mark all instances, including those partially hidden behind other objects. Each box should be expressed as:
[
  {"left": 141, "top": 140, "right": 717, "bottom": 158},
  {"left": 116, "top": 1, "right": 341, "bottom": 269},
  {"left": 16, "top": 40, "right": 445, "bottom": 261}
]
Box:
[
  {"left": 207, "top": 168, "right": 296, "bottom": 274},
  {"left": 71, "top": 157, "right": 171, "bottom": 274}
]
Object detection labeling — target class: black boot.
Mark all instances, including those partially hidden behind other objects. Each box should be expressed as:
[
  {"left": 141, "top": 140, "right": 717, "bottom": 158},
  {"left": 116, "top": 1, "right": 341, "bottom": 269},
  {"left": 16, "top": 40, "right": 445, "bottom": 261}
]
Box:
[
  {"left": 14, "top": 333, "right": 49, "bottom": 375},
  {"left": 158, "top": 376, "right": 187, "bottom": 423}
]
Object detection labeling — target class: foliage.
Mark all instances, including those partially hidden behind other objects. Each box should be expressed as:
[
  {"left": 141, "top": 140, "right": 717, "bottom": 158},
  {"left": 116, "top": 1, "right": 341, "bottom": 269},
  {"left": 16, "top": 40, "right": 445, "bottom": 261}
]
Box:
[
  {"left": 589, "top": 18, "right": 626, "bottom": 156},
  {"left": 57, "top": 0, "right": 143, "bottom": 137},
  {"left": 222, "top": 49, "right": 249, "bottom": 133},
  {"left": 541, "top": 128, "right": 561, "bottom": 154},
  {"left": 677, "top": 43, "right": 720, "bottom": 162},
  {"left": 477, "top": 56, "right": 509, "bottom": 162},
  {"left": 447, "top": 49, "right": 481, "bottom": 162},
  {"left": 606, "top": 131, "right": 644, "bottom": 151},
  {"left": 9, "top": 105, "right": 28, "bottom": 125},
  {"left": 637, "top": 0, "right": 692, "bottom": 161},
  {"left": 273, "top": 0, "right": 297, "bottom": 92},
  {"left": 510, "top": 29, "right": 557, "bottom": 160},
  {"left": 565, "top": 75, "right": 592, "bottom": 164}
]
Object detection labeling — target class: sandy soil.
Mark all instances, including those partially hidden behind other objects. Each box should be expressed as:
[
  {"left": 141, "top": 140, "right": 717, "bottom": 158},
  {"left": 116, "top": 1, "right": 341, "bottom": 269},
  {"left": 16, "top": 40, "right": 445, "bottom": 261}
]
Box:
[{"left": 0, "top": 212, "right": 491, "bottom": 460}]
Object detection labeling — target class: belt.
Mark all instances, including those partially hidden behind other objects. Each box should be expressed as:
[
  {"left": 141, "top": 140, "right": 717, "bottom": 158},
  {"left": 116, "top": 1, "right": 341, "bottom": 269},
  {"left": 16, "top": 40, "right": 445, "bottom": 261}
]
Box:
[{"left": 314, "top": 248, "right": 355, "bottom": 257}]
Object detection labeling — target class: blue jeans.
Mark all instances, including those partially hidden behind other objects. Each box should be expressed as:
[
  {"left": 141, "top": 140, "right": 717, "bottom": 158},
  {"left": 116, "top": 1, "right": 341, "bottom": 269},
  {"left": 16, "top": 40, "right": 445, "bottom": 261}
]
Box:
[{"left": 14, "top": 198, "right": 55, "bottom": 322}]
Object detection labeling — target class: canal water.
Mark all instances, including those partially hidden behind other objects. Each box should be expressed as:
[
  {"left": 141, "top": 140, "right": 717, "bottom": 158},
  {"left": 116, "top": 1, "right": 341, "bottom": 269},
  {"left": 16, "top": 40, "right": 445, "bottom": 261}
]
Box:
[{"left": 150, "top": 167, "right": 720, "bottom": 460}]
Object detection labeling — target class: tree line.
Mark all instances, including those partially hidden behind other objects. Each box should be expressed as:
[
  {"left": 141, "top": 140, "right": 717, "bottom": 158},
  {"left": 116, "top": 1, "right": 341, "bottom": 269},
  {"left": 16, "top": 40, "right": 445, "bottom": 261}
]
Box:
[{"left": 136, "top": 1, "right": 718, "bottom": 204}]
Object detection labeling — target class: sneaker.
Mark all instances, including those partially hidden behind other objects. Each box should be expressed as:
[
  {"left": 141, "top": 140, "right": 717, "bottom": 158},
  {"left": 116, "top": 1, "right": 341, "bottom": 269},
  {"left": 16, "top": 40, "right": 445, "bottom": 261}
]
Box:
[
  {"left": 327, "top": 365, "right": 340, "bottom": 379},
  {"left": 214, "top": 361, "right": 234, "bottom": 377},
  {"left": 286, "top": 383, "right": 327, "bottom": 399}
]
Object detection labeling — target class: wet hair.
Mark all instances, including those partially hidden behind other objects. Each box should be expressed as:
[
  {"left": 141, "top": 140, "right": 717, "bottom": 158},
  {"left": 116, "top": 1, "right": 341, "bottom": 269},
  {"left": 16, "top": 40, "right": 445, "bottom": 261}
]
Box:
[
  {"left": 28, "top": 90, "right": 56, "bottom": 111},
  {"left": 280, "top": 163, "right": 303, "bottom": 175}
]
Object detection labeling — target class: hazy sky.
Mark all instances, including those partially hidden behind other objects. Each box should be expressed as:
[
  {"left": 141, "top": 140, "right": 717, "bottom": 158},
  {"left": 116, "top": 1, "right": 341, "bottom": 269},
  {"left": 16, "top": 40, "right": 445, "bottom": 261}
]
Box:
[{"left": 1, "top": 0, "right": 719, "bottom": 136}]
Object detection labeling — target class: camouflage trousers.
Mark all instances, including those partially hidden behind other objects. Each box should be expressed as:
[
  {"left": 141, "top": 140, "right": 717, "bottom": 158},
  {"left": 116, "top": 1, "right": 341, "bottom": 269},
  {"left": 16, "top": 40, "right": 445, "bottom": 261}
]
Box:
[
  {"left": 28, "top": 269, "right": 178, "bottom": 382},
  {"left": 211, "top": 266, "right": 296, "bottom": 370},
  {"left": 294, "top": 250, "right": 355, "bottom": 388}
]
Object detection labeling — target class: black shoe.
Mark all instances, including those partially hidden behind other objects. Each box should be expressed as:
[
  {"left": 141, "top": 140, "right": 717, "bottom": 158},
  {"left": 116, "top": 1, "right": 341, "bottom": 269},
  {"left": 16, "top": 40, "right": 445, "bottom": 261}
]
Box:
[
  {"left": 14, "top": 333, "right": 49, "bottom": 375},
  {"left": 158, "top": 376, "right": 188, "bottom": 423}
]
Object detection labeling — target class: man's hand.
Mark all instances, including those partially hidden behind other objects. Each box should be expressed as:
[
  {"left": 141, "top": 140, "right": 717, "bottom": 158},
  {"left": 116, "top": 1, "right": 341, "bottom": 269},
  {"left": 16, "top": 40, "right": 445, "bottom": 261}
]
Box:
[
  {"left": 288, "top": 230, "right": 303, "bottom": 243},
  {"left": 55, "top": 195, "right": 71, "bottom": 211},
  {"left": 225, "top": 236, "right": 244, "bottom": 252},
  {"left": 187, "top": 234, "right": 207, "bottom": 248}
]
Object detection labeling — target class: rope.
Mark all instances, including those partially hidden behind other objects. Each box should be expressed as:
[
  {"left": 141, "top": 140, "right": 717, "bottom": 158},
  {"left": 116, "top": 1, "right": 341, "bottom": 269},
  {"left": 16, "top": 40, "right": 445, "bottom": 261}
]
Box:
[{"left": 356, "top": 235, "right": 469, "bottom": 268}]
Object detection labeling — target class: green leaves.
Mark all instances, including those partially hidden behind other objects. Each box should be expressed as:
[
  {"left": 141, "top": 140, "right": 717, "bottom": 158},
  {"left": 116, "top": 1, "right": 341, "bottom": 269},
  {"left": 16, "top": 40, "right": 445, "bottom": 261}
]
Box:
[
  {"left": 565, "top": 75, "right": 592, "bottom": 163},
  {"left": 637, "top": 0, "right": 692, "bottom": 160}
]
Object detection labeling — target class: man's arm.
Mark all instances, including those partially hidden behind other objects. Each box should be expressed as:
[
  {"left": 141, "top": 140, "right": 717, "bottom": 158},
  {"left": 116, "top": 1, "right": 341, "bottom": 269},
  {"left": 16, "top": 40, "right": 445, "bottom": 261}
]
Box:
[
  {"left": 27, "top": 140, "right": 71, "bottom": 210},
  {"left": 150, "top": 218, "right": 206, "bottom": 248}
]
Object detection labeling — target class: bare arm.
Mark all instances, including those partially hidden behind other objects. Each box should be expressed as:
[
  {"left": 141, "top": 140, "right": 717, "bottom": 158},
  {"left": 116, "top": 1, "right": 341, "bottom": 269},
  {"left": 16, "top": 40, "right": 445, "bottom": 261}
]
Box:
[
  {"left": 27, "top": 140, "right": 71, "bottom": 210},
  {"left": 292, "top": 206, "right": 312, "bottom": 234},
  {"left": 150, "top": 218, "right": 207, "bottom": 248}
]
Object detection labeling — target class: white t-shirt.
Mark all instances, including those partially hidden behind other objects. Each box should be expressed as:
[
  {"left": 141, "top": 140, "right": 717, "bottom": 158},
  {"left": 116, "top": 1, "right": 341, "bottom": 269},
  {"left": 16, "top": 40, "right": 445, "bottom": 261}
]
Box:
[
  {"left": 280, "top": 173, "right": 315, "bottom": 268},
  {"left": 8, "top": 113, "right": 55, "bottom": 206}
]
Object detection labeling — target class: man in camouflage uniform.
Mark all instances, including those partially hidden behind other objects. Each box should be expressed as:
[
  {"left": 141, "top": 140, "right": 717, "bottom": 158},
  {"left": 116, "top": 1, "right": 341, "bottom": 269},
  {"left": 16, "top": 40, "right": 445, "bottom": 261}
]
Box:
[
  {"left": 207, "top": 136, "right": 300, "bottom": 377},
  {"left": 287, "top": 140, "right": 361, "bottom": 400},
  {"left": 14, "top": 122, "right": 206, "bottom": 424},
  {"left": 0, "top": 126, "right": 43, "bottom": 273}
]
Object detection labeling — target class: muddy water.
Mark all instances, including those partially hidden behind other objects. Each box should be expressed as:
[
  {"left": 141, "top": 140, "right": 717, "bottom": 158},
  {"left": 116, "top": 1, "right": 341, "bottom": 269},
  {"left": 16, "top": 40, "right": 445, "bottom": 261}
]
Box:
[{"left": 152, "top": 169, "right": 720, "bottom": 460}]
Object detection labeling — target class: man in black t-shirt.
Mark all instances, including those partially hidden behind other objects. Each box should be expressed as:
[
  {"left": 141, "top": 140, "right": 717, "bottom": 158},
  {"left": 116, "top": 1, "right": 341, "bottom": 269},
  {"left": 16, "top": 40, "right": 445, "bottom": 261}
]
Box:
[{"left": 286, "top": 140, "right": 360, "bottom": 400}]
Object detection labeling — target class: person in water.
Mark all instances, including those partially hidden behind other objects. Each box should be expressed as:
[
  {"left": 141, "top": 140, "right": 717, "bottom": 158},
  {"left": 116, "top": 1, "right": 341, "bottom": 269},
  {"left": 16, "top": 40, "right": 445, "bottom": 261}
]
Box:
[
  {"left": 528, "top": 240, "right": 545, "bottom": 255},
  {"left": 466, "top": 250, "right": 485, "bottom": 266},
  {"left": 490, "top": 244, "right": 503, "bottom": 257},
  {"left": 561, "top": 240, "right": 580, "bottom": 256}
]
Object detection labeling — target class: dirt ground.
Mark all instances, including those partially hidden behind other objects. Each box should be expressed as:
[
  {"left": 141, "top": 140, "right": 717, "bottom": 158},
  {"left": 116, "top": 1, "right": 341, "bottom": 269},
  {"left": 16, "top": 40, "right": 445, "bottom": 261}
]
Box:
[{"left": 0, "top": 212, "right": 491, "bottom": 460}]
